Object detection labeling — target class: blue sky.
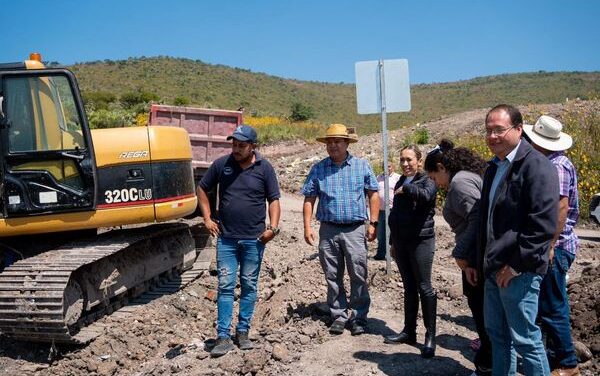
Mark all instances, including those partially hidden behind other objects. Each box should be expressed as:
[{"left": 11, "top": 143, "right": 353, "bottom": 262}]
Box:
[{"left": 2, "top": 0, "right": 599, "bottom": 84}]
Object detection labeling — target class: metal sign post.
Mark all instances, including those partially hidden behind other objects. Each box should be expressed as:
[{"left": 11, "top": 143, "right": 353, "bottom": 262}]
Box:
[
  {"left": 355, "top": 59, "right": 411, "bottom": 275},
  {"left": 378, "top": 60, "right": 392, "bottom": 274}
]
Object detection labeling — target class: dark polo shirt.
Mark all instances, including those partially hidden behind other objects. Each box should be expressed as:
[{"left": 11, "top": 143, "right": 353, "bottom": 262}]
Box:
[{"left": 199, "top": 152, "right": 280, "bottom": 239}]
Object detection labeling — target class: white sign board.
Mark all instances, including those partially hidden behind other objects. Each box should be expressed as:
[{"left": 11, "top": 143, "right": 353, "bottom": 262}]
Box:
[{"left": 355, "top": 59, "right": 411, "bottom": 114}]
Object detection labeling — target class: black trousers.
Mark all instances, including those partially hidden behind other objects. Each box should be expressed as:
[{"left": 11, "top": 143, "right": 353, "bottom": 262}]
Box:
[
  {"left": 393, "top": 235, "right": 436, "bottom": 299},
  {"left": 463, "top": 272, "right": 492, "bottom": 371},
  {"left": 391, "top": 235, "right": 435, "bottom": 334}
]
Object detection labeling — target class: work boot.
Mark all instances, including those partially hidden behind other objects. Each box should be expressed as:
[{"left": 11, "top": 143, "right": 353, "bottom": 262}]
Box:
[
  {"left": 210, "top": 337, "right": 234, "bottom": 358},
  {"left": 384, "top": 330, "right": 417, "bottom": 344},
  {"left": 350, "top": 319, "right": 367, "bottom": 336},
  {"left": 421, "top": 294, "right": 437, "bottom": 358},
  {"left": 573, "top": 340, "right": 592, "bottom": 363},
  {"left": 550, "top": 366, "right": 580, "bottom": 376},
  {"left": 384, "top": 293, "right": 418, "bottom": 344},
  {"left": 235, "top": 331, "right": 254, "bottom": 350},
  {"left": 329, "top": 318, "right": 346, "bottom": 335}
]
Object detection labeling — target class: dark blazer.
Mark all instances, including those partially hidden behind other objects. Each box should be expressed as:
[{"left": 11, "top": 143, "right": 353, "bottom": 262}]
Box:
[
  {"left": 388, "top": 171, "right": 437, "bottom": 239},
  {"left": 477, "top": 139, "right": 559, "bottom": 277}
]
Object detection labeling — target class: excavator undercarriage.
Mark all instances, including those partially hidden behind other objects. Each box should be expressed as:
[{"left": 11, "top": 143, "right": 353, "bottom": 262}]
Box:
[{"left": 0, "top": 223, "right": 201, "bottom": 344}]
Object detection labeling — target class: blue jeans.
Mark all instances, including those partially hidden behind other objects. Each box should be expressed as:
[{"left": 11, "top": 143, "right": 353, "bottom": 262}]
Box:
[
  {"left": 375, "top": 210, "right": 387, "bottom": 258},
  {"left": 216, "top": 237, "right": 265, "bottom": 339},
  {"left": 484, "top": 272, "right": 550, "bottom": 376},
  {"left": 538, "top": 247, "right": 577, "bottom": 369}
]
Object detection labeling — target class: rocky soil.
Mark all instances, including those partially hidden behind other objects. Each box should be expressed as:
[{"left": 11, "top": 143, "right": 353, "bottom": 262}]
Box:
[{"left": 0, "top": 103, "right": 598, "bottom": 375}]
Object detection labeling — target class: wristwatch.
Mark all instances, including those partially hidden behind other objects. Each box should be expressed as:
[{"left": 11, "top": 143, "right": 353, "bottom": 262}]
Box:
[
  {"left": 267, "top": 225, "right": 281, "bottom": 236},
  {"left": 507, "top": 266, "right": 521, "bottom": 277},
  {"left": 369, "top": 221, "right": 378, "bottom": 228}
]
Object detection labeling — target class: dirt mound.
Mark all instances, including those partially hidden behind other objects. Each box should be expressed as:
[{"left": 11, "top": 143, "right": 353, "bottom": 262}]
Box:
[{"left": 569, "top": 261, "right": 600, "bottom": 374}]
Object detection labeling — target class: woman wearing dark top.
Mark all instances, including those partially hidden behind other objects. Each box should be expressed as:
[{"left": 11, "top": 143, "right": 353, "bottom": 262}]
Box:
[
  {"left": 384, "top": 145, "right": 438, "bottom": 358},
  {"left": 424, "top": 139, "right": 491, "bottom": 376}
]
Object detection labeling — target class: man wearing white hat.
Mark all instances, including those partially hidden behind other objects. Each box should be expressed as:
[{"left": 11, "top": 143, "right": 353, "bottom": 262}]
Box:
[
  {"left": 302, "top": 123, "right": 379, "bottom": 336},
  {"left": 524, "top": 115, "right": 580, "bottom": 376}
]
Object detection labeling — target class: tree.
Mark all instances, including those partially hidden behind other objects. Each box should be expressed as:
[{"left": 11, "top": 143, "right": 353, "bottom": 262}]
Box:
[{"left": 290, "top": 102, "right": 314, "bottom": 122}]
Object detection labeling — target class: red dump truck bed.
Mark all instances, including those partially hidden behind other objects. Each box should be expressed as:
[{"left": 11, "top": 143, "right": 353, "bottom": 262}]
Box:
[{"left": 148, "top": 104, "right": 243, "bottom": 175}]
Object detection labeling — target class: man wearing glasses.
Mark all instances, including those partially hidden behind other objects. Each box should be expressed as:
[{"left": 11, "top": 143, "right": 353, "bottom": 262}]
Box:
[{"left": 476, "top": 104, "right": 559, "bottom": 375}]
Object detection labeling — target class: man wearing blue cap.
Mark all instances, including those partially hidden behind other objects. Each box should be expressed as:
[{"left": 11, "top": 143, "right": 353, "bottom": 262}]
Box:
[{"left": 198, "top": 125, "right": 281, "bottom": 357}]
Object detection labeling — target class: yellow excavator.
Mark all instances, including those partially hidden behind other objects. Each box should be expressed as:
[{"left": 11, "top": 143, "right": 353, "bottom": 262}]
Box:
[{"left": 0, "top": 54, "right": 200, "bottom": 343}]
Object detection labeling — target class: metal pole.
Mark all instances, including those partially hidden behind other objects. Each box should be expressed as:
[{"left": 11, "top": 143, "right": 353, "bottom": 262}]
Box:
[{"left": 378, "top": 60, "right": 391, "bottom": 275}]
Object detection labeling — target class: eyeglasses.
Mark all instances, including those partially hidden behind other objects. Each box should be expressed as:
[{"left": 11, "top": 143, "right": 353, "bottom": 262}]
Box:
[{"left": 485, "top": 125, "right": 515, "bottom": 137}]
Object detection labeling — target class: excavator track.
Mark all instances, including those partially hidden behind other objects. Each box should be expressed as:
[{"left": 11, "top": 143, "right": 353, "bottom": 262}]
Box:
[{"left": 0, "top": 223, "right": 200, "bottom": 344}]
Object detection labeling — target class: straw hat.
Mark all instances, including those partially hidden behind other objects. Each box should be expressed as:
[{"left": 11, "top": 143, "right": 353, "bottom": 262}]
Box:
[
  {"left": 523, "top": 115, "right": 573, "bottom": 151},
  {"left": 316, "top": 123, "right": 358, "bottom": 143}
]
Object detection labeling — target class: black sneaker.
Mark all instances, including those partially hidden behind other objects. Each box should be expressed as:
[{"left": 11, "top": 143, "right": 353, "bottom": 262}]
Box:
[
  {"left": 210, "top": 337, "right": 234, "bottom": 357},
  {"left": 235, "top": 331, "right": 254, "bottom": 350},
  {"left": 350, "top": 320, "right": 367, "bottom": 336},
  {"left": 329, "top": 318, "right": 346, "bottom": 335}
]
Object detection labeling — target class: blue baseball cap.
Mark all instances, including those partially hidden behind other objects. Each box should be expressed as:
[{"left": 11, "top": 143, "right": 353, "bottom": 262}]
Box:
[{"left": 227, "top": 125, "right": 258, "bottom": 144}]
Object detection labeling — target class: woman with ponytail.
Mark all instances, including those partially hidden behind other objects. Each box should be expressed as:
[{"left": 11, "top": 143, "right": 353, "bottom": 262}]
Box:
[{"left": 424, "top": 139, "right": 492, "bottom": 376}]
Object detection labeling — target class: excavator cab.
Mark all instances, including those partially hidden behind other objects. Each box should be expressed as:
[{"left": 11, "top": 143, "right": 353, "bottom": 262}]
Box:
[{"left": 0, "top": 68, "right": 96, "bottom": 218}]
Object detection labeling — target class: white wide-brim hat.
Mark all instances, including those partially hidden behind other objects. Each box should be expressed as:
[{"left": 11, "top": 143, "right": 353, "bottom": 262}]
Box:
[{"left": 523, "top": 115, "right": 573, "bottom": 152}]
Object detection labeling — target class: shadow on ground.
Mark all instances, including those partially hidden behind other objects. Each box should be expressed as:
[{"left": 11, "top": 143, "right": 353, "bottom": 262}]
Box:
[
  {"left": 436, "top": 333, "right": 474, "bottom": 364},
  {"left": 354, "top": 350, "right": 472, "bottom": 376},
  {"left": 439, "top": 313, "right": 476, "bottom": 332}
]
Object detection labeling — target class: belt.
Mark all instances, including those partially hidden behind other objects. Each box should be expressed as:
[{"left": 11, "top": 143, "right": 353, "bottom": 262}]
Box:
[{"left": 322, "top": 221, "right": 365, "bottom": 227}]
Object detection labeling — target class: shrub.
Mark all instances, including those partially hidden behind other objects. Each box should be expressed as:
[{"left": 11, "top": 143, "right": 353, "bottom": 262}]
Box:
[
  {"left": 120, "top": 91, "right": 160, "bottom": 108},
  {"left": 86, "top": 101, "right": 136, "bottom": 129},
  {"left": 290, "top": 102, "right": 314, "bottom": 122},
  {"left": 82, "top": 91, "right": 116, "bottom": 110},
  {"left": 402, "top": 127, "right": 430, "bottom": 146},
  {"left": 136, "top": 113, "right": 149, "bottom": 126},
  {"left": 413, "top": 128, "right": 430, "bottom": 144},
  {"left": 174, "top": 96, "right": 190, "bottom": 106}
]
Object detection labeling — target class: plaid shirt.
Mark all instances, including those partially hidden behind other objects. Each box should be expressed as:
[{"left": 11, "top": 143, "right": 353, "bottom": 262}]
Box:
[
  {"left": 549, "top": 151, "right": 579, "bottom": 254},
  {"left": 302, "top": 153, "right": 378, "bottom": 223}
]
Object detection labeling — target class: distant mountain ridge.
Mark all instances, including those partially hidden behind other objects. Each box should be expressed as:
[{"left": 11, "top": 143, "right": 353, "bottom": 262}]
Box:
[{"left": 69, "top": 56, "right": 600, "bottom": 132}]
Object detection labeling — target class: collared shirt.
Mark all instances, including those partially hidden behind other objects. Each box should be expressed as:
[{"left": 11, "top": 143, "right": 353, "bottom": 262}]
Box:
[
  {"left": 548, "top": 151, "right": 579, "bottom": 254},
  {"left": 487, "top": 140, "right": 521, "bottom": 243},
  {"left": 199, "top": 151, "right": 280, "bottom": 239},
  {"left": 302, "top": 153, "right": 378, "bottom": 223},
  {"left": 377, "top": 172, "right": 401, "bottom": 209}
]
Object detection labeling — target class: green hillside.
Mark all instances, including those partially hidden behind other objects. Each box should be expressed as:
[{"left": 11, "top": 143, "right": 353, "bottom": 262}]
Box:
[{"left": 69, "top": 57, "right": 600, "bottom": 133}]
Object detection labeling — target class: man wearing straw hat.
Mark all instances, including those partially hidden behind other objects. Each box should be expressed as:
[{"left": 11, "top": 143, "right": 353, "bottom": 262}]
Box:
[
  {"left": 302, "top": 123, "right": 380, "bottom": 336},
  {"left": 524, "top": 115, "right": 581, "bottom": 376}
]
